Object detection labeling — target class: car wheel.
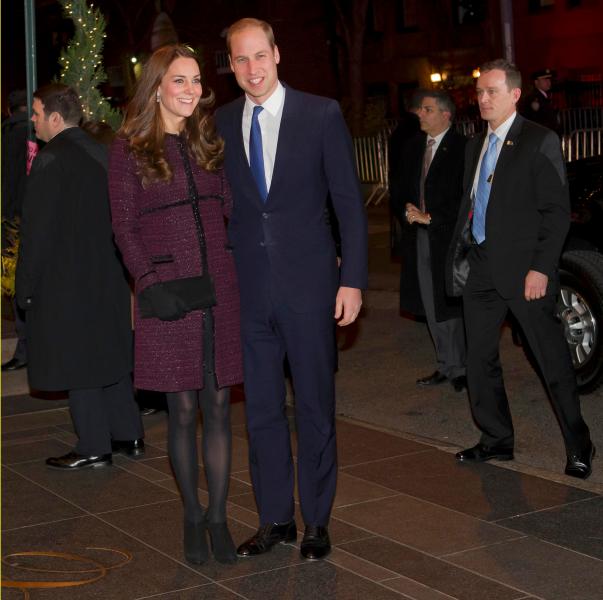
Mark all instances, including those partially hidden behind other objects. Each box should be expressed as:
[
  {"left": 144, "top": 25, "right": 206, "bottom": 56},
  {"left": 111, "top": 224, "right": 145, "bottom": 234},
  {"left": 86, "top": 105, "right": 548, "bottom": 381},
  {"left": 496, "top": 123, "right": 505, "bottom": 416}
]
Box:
[{"left": 558, "top": 250, "right": 603, "bottom": 394}]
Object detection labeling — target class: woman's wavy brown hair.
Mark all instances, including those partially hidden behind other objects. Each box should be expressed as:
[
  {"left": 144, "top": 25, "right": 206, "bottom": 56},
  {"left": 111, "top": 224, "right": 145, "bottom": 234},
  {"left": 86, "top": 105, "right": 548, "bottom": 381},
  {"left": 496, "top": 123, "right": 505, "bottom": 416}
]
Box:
[{"left": 119, "top": 45, "right": 224, "bottom": 187}]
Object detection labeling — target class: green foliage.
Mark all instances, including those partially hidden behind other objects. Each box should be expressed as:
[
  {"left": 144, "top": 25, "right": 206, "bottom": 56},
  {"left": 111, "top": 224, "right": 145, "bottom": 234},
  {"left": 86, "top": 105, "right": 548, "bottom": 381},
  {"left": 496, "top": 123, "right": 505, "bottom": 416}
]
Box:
[
  {"left": 58, "top": 0, "right": 121, "bottom": 130},
  {"left": 1, "top": 219, "right": 19, "bottom": 298}
]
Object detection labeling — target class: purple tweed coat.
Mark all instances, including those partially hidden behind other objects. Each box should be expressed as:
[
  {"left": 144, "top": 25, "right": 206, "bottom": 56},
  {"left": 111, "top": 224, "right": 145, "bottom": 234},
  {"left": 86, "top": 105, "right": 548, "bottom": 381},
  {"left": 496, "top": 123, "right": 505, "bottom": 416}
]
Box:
[{"left": 108, "top": 134, "right": 243, "bottom": 392}]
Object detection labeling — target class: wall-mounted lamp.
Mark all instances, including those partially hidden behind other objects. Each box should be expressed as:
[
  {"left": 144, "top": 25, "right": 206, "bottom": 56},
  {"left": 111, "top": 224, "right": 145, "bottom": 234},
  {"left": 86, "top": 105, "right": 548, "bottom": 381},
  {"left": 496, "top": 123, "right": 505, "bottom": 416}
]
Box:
[
  {"left": 130, "top": 56, "right": 138, "bottom": 64},
  {"left": 472, "top": 68, "right": 480, "bottom": 78},
  {"left": 430, "top": 72, "right": 442, "bottom": 83}
]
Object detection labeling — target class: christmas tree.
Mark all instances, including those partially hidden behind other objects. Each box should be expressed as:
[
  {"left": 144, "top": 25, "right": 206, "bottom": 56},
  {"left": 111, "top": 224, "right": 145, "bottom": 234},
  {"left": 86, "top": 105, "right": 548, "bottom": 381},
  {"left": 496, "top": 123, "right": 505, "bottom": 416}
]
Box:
[{"left": 58, "top": 0, "right": 121, "bottom": 129}]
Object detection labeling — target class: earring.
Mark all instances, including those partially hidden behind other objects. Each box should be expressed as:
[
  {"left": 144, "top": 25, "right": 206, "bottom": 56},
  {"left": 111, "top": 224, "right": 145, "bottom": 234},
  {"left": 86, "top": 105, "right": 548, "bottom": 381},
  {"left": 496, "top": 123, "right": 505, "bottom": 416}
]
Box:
[{"left": 156, "top": 93, "right": 160, "bottom": 103}]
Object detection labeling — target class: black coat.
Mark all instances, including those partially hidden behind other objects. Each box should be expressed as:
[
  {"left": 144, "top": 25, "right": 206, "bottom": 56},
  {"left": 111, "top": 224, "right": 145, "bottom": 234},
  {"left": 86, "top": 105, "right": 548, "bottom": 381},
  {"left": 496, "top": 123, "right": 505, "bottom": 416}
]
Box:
[
  {"left": 447, "top": 115, "right": 569, "bottom": 299},
  {"left": 391, "top": 129, "right": 465, "bottom": 321},
  {"left": 1, "top": 111, "right": 29, "bottom": 220},
  {"left": 16, "top": 127, "right": 132, "bottom": 391},
  {"left": 520, "top": 89, "right": 559, "bottom": 134}
]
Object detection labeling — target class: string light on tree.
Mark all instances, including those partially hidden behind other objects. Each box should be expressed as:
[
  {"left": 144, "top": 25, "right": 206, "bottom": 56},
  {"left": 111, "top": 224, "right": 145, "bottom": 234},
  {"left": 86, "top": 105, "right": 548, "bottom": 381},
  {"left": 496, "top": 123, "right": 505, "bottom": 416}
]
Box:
[{"left": 58, "top": 0, "right": 120, "bottom": 128}]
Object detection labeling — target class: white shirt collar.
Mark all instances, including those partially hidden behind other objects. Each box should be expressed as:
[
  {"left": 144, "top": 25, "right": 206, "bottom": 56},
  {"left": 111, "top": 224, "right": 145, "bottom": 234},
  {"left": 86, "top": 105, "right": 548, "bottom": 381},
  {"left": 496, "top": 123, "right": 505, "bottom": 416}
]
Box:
[
  {"left": 244, "top": 81, "right": 285, "bottom": 116},
  {"left": 488, "top": 111, "right": 517, "bottom": 142},
  {"left": 428, "top": 127, "right": 449, "bottom": 145}
]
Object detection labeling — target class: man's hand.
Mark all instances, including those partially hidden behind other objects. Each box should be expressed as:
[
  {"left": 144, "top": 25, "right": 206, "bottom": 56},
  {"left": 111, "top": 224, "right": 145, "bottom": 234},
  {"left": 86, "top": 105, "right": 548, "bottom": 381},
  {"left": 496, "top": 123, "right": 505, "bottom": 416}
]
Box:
[
  {"left": 406, "top": 202, "right": 431, "bottom": 225},
  {"left": 524, "top": 270, "right": 548, "bottom": 301},
  {"left": 334, "top": 286, "right": 362, "bottom": 326}
]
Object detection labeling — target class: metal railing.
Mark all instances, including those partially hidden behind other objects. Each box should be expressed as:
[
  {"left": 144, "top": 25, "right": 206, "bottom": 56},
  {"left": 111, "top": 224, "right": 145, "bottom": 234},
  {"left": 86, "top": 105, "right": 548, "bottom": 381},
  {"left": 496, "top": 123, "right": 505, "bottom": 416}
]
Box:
[
  {"left": 354, "top": 132, "right": 389, "bottom": 206},
  {"left": 356, "top": 126, "right": 603, "bottom": 206},
  {"left": 562, "top": 128, "right": 603, "bottom": 162}
]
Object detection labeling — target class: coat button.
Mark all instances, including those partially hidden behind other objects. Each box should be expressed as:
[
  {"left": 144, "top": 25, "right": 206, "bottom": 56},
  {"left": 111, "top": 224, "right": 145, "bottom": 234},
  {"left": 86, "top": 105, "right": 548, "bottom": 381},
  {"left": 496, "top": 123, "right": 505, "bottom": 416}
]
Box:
[
  {"left": 259, "top": 241, "right": 265, "bottom": 247},
  {"left": 262, "top": 212, "right": 269, "bottom": 219}
]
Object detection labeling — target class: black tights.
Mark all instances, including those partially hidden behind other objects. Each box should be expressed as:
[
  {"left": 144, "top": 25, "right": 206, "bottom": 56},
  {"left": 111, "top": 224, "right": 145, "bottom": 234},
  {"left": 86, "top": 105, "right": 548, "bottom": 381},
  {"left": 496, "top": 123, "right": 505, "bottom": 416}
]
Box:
[{"left": 166, "top": 384, "right": 231, "bottom": 524}]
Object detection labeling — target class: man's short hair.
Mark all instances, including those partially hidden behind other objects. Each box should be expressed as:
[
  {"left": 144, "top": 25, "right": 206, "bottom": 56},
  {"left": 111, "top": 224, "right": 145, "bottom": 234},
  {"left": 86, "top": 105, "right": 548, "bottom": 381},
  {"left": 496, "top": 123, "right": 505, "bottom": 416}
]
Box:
[
  {"left": 414, "top": 89, "right": 456, "bottom": 120},
  {"left": 33, "top": 83, "right": 83, "bottom": 125},
  {"left": 8, "top": 89, "right": 27, "bottom": 112},
  {"left": 226, "top": 18, "right": 275, "bottom": 55},
  {"left": 480, "top": 59, "right": 522, "bottom": 91}
]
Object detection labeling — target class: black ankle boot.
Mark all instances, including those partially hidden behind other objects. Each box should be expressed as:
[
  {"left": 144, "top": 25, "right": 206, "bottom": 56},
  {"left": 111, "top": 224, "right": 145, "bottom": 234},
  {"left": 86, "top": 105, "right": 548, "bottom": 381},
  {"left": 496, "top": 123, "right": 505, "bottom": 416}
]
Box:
[
  {"left": 207, "top": 521, "right": 237, "bottom": 564},
  {"left": 183, "top": 518, "right": 209, "bottom": 565}
]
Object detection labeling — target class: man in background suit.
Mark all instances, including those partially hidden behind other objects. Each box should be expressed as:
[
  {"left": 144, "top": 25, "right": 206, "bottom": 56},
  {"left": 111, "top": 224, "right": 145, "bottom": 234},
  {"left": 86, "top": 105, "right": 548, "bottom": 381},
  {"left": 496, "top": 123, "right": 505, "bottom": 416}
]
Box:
[
  {"left": 447, "top": 59, "right": 594, "bottom": 479},
  {"left": 216, "top": 18, "right": 367, "bottom": 560},
  {"left": 391, "top": 90, "right": 466, "bottom": 392}
]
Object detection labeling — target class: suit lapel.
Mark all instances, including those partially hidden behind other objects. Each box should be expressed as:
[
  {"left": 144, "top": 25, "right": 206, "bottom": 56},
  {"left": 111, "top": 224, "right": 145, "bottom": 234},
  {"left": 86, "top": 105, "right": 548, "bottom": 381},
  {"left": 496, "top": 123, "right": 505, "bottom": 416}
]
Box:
[
  {"left": 426, "top": 128, "right": 451, "bottom": 179},
  {"left": 229, "top": 97, "right": 260, "bottom": 200},
  {"left": 266, "top": 86, "right": 300, "bottom": 203},
  {"left": 467, "top": 131, "right": 485, "bottom": 189},
  {"left": 491, "top": 114, "right": 523, "bottom": 190}
]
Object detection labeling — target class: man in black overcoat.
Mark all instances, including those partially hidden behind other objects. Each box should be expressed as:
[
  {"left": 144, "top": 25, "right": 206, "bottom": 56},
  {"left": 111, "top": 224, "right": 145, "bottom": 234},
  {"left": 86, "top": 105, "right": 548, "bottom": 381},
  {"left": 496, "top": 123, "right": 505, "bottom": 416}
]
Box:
[
  {"left": 15, "top": 84, "right": 144, "bottom": 470},
  {"left": 447, "top": 60, "right": 594, "bottom": 479},
  {"left": 391, "top": 90, "right": 467, "bottom": 392}
]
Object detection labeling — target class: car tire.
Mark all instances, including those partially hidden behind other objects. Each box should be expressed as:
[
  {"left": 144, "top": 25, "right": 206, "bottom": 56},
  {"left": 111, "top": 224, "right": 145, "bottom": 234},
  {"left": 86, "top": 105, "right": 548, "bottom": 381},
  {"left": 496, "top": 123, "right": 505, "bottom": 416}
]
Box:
[{"left": 558, "top": 250, "right": 603, "bottom": 394}]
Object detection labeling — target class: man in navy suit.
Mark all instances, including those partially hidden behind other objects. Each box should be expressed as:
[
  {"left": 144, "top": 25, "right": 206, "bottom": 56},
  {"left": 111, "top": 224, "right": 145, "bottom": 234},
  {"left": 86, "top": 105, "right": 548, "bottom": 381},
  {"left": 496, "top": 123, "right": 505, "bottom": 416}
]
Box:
[{"left": 216, "top": 18, "right": 367, "bottom": 560}]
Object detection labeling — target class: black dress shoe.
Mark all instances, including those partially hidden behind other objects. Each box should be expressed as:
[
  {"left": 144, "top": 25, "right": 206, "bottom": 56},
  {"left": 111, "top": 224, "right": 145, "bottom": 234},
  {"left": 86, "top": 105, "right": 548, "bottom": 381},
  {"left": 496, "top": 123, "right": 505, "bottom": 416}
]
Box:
[
  {"left": 46, "top": 451, "right": 112, "bottom": 470},
  {"left": 111, "top": 438, "right": 145, "bottom": 458},
  {"left": 450, "top": 375, "right": 467, "bottom": 393},
  {"left": 456, "top": 443, "right": 514, "bottom": 463},
  {"left": 140, "top": 407, "right": 158, "bottom": 416},
  {"left": 1, "top": 358, "right": 27, "bottom": 372},
  {"left": 237, "top": 520, "right": 297, "bottom": 557},
  {"left": 184, "top": 518, "right": 209, "bottom": 565},
  {"left": 300, "top": 525, "right": 331, "bottom": 560},
  {"left": 565, "top": 442, "right": 596, "bottom": 479},
  {"left": 416, "top": 371, "right": 447, "bottom": 386}
]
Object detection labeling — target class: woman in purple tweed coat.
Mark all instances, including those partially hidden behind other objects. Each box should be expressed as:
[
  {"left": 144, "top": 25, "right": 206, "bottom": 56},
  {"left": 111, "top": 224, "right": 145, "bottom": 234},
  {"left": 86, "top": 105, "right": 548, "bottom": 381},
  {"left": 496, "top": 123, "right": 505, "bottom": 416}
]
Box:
[{"left": 108, "top": 45, "right": 242, "bottom": 566}]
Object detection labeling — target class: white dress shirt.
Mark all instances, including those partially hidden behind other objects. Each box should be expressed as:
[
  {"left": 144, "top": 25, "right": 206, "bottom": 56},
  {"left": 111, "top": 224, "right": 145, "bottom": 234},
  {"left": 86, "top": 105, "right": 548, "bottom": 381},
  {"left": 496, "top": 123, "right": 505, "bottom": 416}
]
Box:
[
  {"left": 428, "top": 126, "right": 450, "bottom": 158},
  {"left": 471, "top": 111, "right": 517, "bottom": 199},
  {"left": 242, "top": 81, "right": 285, "bottom": 192}
]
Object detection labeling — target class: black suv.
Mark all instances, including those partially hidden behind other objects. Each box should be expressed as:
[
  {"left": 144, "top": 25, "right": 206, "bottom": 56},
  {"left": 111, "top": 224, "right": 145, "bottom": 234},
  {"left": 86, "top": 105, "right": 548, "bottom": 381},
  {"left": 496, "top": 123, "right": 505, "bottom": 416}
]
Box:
[{"left": 558, "top": 153, "right": 603, "bottom": 393}]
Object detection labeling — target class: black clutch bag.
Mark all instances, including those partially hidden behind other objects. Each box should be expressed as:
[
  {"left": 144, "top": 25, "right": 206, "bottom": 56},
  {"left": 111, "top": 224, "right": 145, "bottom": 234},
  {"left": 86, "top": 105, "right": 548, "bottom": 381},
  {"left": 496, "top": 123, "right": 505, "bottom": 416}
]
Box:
[{"left": 138, "top": 275, "right": 217, "bottom": 319}]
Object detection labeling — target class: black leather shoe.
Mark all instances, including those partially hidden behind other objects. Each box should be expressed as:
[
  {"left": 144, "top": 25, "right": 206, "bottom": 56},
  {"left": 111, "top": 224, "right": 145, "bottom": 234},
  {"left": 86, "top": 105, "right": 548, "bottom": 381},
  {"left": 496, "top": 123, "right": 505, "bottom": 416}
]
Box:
[
  {"left": 565, "top": 442, "right": 596, "bottom": 479},
  {"left": 140, "top": 407, "right": 158, "bottom": 416},
  {"left": 451, "top": 375, "right": 467, "bottom": 392},
  {"left": 456, "top": 443, "right": 514, "bottom": 463},
  {"left": 111, "top": 438, "right": 145, "bottom": 458},
  {"left": 300, "top": 525, "right": 331, "bottom": 560},
  {"left": 416, "top": 371, "right": 447, "bottom": 386},
  {"left": 1, "top": 358, "right": 27, "bottom": 372},
  {"left": 184, "top": 518, "right": 209, "bottom": 565},
  {"left": 46, "top": 451, "right": 112, "bottom": 470},
  {"left": 237, "top": 520, "right": 297, "bottom": 557}
]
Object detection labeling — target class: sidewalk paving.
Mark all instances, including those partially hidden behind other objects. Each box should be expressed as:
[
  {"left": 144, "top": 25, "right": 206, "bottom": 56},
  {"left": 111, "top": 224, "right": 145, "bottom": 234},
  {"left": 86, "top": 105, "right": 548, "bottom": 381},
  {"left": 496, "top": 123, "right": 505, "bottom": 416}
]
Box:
[{"left": 2, "top": 204, "right": 602, "bottom": 599}]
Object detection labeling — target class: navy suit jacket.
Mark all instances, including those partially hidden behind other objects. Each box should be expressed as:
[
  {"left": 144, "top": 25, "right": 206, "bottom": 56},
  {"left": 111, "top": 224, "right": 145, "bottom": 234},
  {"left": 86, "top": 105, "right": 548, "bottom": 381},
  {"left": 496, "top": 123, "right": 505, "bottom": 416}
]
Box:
[{"left": 216, "top": 86, "right": 368, "bottom": 313}]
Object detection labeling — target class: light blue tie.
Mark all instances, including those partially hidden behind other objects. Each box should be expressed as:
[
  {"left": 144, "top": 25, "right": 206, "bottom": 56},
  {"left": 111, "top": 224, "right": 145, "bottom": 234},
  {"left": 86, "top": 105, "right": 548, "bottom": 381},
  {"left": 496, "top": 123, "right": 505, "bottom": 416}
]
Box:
[
  {"left": 249, "top": 105, "right": 268, "bottom": 201},
  {"left": 472, "top": 133, "right": 499, "bottom": 244}
]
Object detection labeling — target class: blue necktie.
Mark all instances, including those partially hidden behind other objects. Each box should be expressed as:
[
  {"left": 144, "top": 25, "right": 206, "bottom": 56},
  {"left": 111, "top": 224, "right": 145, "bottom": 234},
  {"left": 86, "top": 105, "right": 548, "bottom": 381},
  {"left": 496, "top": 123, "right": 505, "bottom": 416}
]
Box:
[
  {"left": 249, "top": 105, "right": 268, "bottom": 201},
  {"left": 472, "top": 133, "right": 499, "bottom": 244}
]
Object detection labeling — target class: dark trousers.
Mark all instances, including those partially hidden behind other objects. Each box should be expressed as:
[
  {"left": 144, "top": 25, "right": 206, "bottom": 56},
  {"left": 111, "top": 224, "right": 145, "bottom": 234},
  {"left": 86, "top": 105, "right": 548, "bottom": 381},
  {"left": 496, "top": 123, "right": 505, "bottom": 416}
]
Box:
[
  {"left": 69, "top": 375, "right": 144, "bottom": 455},
  {"left": 11, "top": 298, "right": 27, "bottom": 362},
  {"left": 463, "top": 243, "right": 590, "bottom": 452},
  {"left": 242, "top": 296, "right": 337, "bottom": 527},
  {"left": 416, "top": 228, "right": 465, "bottom": 379}
]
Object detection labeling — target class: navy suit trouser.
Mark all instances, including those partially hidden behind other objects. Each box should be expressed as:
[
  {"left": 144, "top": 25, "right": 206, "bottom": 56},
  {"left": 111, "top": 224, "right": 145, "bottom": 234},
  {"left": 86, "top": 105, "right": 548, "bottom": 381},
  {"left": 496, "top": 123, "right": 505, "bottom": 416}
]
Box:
[{"left": 241, "top": 288, "right": 337, "bottom": 527}]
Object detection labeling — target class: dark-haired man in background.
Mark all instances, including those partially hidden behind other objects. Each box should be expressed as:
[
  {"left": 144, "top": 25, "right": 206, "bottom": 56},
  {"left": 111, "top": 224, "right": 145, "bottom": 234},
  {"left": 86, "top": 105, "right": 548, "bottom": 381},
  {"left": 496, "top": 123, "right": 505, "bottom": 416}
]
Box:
[
  {"left": 391, "top": 90, "right": 466, "bottom": 393},
  {"left": 16, "top": 83, "right": 144, "bottom": 470}
]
